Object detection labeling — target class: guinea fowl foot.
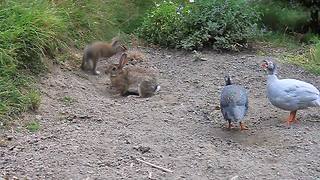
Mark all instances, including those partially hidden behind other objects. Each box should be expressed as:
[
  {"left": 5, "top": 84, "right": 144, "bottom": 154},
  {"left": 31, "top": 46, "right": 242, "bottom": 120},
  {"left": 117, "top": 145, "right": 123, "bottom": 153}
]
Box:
[
  {"left": 287, "top": 111, "right": 297, "bottom": 126},
  {"left": 227, "top": 122, "right": 235, "bottom": 129},
  {"left": 239, "top": 122, "right": 248, "bottom": 131}
]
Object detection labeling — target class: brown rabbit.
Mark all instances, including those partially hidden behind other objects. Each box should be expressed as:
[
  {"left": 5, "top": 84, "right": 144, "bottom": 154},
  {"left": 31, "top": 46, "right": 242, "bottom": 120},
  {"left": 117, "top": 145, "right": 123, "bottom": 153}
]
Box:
[
  {"left": 81, "top": 38, "right": 127, "bottom": 75},
  {"left": 106, "top": 53, "right": 160, "bottom": 98}
]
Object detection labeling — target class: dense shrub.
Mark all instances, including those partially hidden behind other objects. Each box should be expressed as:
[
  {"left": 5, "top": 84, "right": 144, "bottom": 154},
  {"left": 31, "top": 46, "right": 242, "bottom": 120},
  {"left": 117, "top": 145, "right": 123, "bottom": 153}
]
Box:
[
  {"left": 137, "top": 2, "right": 189, "bottom": 48},
  {"left": 138, "top": 0, "right": 260, "bottom": 50}
]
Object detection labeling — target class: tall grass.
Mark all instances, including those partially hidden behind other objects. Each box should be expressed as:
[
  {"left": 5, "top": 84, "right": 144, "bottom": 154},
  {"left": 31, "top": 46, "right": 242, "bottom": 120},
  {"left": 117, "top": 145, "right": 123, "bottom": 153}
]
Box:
[
  {"left": 108, "top": 0, "right": 155, "bottom": 33},
  {"left": 52, "top": 0, "right": 116, "bottom": 47},
  {"left": 0, "top": 1, "right": 67, "bottom": 124},
  {"left": 250, "top": 1, "right": 320, "bottom": 74},
  {"left": 51, "top": 0, "right": 157, "bottom": 47},
  {"left": 307, "top": 43, "right": 320, "bottom": 74},
  {"left": 257, "top": 31, "right": 301, "bottom": 49},
  {"left": 254, "top": 0, "right": 309, "bottom": 32},
  {"left": 284, "top": 38, "right": 320, "bottom": 75}
]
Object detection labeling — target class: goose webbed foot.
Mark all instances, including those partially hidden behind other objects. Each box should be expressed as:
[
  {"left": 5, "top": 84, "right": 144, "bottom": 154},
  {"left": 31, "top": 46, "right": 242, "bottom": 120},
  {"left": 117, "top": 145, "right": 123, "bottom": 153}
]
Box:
[{"left": 287, "top": 110, "right": 297, "bottom": 126}]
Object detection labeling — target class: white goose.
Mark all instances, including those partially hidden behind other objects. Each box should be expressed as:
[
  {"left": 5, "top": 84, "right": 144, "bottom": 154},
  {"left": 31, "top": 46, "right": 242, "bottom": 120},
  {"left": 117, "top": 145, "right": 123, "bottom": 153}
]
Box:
[{"left": 261, "top": 60, "right": 320, "bottom": 125}]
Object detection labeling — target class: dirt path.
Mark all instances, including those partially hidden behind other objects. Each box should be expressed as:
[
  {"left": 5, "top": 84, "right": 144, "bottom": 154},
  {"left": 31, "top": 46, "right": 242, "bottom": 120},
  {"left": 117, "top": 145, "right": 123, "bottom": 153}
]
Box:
[{"left": 1, "top": 48, "right": 320, "bottom": 179}]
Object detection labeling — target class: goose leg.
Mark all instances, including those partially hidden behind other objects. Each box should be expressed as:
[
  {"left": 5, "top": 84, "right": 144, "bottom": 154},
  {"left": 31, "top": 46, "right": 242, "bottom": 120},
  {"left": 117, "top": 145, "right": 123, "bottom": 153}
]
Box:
[
  {"left": 287, "top": 110, "right": 297, "bottom": 125},
  {"left": 292, "top": 110, "right": 297, "bottom": 122},
  {"left": 239, "top": 122, "right": 248, "bottom": 130}
]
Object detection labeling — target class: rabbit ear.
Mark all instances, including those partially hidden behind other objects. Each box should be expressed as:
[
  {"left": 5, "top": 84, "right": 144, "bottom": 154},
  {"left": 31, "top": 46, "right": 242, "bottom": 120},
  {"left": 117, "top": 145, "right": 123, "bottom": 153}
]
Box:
[
  {"left": 118, "top": 53, "right": 128, "bottom": 69},
  {"left": 111, "top": 37, "right": 120, "bottom": 47},
  {"left": 121, "top": 45, "right": 127, "bottom": 51}
]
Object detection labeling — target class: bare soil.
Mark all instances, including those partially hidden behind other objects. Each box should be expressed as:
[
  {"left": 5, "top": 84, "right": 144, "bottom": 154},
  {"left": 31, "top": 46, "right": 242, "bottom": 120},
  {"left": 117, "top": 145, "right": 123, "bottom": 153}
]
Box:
[{"left": 1, "top": 48, "right": 320, "bottom": 180}]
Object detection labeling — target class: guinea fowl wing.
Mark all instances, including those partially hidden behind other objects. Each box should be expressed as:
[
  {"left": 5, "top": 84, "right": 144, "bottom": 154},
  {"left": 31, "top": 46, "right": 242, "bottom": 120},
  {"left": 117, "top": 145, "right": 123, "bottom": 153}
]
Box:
[{"left": 221, "top": 86, "right": 247, "bottom": 105}]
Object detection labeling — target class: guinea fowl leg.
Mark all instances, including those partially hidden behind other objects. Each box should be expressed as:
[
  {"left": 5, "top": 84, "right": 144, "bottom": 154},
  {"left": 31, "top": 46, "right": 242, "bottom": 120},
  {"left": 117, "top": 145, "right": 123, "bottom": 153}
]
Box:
[
  {"left": 287, "top": 110, "right": 297, "bottom": 125},
  {"left": 239, "top": 122, "right": 248, "bottom": 130}
]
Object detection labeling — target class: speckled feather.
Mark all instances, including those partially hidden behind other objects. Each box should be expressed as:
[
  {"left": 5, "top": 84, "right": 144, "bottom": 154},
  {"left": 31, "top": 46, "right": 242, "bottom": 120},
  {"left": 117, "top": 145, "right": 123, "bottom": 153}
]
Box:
[{"left": 220, "top": 79, "right": 248, "bottom": 123}]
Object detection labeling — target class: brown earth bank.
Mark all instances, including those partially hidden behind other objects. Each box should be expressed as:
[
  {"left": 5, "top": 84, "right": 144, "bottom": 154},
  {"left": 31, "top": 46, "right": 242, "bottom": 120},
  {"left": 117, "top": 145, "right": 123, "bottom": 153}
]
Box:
[{"left": 1, "top": 48, "right": 320, "bottom": 179}]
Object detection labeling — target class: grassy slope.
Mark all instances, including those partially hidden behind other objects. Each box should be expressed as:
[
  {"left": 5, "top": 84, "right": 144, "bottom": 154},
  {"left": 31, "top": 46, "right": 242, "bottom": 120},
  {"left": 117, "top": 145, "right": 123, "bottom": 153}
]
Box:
[
  {"left": 0, "top": 0, "right": 154, "bottom": 126},
  {"left": 0, "top": 1, "right": 65, "bottom": 124}
]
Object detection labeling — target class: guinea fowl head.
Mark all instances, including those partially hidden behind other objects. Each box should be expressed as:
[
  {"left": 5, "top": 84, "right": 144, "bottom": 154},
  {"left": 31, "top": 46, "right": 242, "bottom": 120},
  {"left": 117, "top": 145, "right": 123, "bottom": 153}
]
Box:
[
  {"left": 224, "top": 75, "right": 232, "bottom": 85},
  {"left": 261, "top": 60, "right": 276, "bottom": 75}
]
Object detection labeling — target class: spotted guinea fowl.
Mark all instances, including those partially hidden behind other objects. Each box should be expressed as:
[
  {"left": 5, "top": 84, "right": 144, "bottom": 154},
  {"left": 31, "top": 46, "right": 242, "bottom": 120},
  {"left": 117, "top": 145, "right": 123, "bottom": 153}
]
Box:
[
  {"left": 220, "top": 75, "right": 249, "bottom": 130},
  {"left": 261, "top": 60, "right": 320, "bottom": 125}
]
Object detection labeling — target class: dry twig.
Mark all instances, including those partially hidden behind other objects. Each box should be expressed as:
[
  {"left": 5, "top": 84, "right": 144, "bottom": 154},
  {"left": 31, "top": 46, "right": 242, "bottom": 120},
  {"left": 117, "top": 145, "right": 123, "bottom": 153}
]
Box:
[{"left": 136, "top": 158, "right": 173, "bottom": 173}]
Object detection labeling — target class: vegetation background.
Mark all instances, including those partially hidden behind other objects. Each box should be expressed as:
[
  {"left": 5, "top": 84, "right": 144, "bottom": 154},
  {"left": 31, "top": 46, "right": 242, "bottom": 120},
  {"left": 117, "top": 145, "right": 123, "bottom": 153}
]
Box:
[{"left": 0, "top": 0, "right": 319, "bottom": 126}]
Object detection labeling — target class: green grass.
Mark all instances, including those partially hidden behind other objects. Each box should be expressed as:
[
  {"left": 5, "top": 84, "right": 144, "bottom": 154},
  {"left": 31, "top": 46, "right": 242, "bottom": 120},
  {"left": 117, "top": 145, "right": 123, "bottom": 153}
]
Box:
[
  {"left": 51, "top": 0, "right": 157, "bottom": 48},
  {"left": 283, "top": 41, "right": 320, "bottom": 75},
  {"left": 254, "top": 0, "right": 309, "bottom": 32},
  {"left": 0, "top": 1, "right": 66, "bottom": 125},
  {"left": 308, "top": 43, "right": 320, "bottom": 74},
  {"left": 257, "top": 31, "right": 320, "bottom": 75},
  {"left": 107, "top": 0, "right": 156, "bottom": 34},
  {"left": 60, "top": 96, "right": 76, "bottom": 105},
  {"left": 52, "top": 0, "right": 116, "bottom": 47},
  {"left": 26, "top": 120, "right": 40, "bottom": 132},
  {"left": 252, "top": 0, "right": 320, "bottom": 74},
  {"left": 257, "top": 31, "right": 301, "bottom": 49}
]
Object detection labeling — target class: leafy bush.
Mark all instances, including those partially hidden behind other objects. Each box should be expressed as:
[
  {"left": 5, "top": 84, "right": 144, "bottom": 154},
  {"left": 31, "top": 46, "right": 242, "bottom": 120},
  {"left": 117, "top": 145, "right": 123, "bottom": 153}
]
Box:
[
  {"left": 137, "top": 1, "right": 189, "bottom": 47},
  {"left": 138, "top": 0, "right": 260, "bottom": 50}
]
